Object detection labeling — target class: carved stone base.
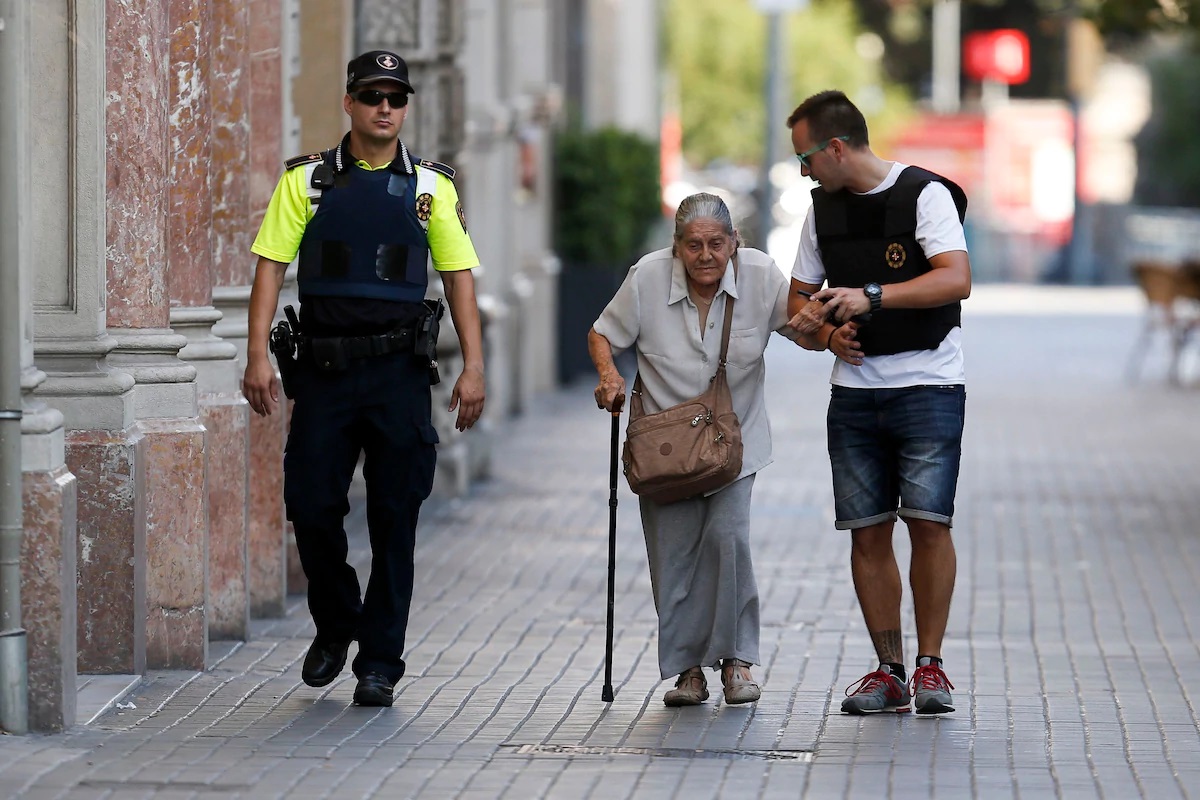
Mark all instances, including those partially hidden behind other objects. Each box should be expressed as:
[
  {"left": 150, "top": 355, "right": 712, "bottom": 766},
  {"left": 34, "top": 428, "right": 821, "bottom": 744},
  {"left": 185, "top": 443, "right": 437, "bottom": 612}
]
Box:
[
  {"left": 248, "top": 404, "right": 288, "bottom": 615},
  {"left": 141, "top": 420, "right": 208, "bottom": 670},
  {"left": 68, "top": 429, "right": 145, "bottom": 675},
  {"left": 21, "top": 467, "right": 78, "bottom": 732},
  {"left": 202, "top": 395, "right": 250, "bottom": 640}
]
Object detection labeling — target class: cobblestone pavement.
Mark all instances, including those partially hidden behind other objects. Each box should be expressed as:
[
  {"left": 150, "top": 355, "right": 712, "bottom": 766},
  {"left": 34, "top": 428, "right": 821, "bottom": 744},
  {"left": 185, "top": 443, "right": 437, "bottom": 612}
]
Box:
[{"left": 2, "top": 287, "right": 1198, "bottom": 799}]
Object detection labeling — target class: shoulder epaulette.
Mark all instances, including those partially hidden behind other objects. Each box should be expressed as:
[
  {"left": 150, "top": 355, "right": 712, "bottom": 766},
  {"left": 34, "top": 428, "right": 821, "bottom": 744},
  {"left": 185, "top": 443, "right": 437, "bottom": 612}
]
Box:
[
  {"left": 418, "top": 159, "right": 456, "bottom": 180},
  {"left": 284, "top": 152, "right": 324, "bottom": 170}
]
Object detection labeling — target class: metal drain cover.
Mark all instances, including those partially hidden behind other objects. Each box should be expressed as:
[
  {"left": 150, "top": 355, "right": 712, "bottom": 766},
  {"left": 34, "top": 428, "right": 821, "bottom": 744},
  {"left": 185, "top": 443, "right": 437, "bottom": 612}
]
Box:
[{"left": 503, "top": 744, "right": 812, "bottom": 762}]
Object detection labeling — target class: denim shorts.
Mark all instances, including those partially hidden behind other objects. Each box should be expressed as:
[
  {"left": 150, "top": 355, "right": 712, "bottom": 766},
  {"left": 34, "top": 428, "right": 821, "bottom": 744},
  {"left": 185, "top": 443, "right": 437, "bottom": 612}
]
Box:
[{"left": 826, "top": 384, "right": 965, "bottom": 530}]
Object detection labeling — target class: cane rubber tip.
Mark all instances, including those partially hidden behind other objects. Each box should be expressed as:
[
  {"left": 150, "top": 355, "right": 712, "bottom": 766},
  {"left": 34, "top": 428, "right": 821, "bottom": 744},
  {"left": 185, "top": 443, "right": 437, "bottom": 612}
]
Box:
[{"left": 602, "top": 686, "right": 615, "bottom": 702}]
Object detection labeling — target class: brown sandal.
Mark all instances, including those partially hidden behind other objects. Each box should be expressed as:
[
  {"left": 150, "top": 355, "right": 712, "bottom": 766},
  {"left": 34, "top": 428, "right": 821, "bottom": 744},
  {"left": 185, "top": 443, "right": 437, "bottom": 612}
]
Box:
[
  {"left": 663, "top": 666, "right": 709, "bottom": 706},
  {"left": 720, "top": 658, "right": 761, "bottom": 705}
]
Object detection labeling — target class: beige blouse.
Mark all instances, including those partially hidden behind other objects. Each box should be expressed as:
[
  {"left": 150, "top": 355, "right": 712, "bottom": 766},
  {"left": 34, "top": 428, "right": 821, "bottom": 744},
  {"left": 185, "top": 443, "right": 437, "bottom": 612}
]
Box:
[{"left": 593, "top": 246, "right": 791, "bottom": 483}]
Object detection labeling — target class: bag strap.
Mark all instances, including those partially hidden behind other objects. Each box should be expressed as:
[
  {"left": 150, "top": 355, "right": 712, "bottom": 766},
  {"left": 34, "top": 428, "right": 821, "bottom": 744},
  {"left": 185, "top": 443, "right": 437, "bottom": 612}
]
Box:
[
  {"left": 716, "top": 252, "right": 738, "bottom": 367},
  {"left": 630, "top": 252, "right": 740, "bottom": 417}
]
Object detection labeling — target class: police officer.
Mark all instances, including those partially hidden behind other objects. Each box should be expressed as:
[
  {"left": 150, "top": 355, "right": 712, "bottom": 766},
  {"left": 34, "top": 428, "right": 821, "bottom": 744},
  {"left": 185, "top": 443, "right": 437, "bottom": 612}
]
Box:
[{"left": 242, "top": 50, "right": 486, "bottom": 707}]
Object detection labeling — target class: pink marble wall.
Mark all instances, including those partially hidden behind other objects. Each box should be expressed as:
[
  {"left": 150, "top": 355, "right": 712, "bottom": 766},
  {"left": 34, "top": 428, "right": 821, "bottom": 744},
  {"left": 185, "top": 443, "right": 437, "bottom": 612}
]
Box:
[
  {"left": 249, "top": 0, "right": 283, "bottom": 243},
  {"left": 140, "top": 421, "right": 208, "bottom": 669},
  {"left": 171, "top": 0, "right": 252, "bottom": 642},
  {"left": 67, "top": 430, "right": 145, "bottom": 675},
  {"left": 168, "top": 0, "right": 214, "bottom": 308},
  {"left": 22, "top": 467, "right": 78, "bottom": 732},
  {"left": 106, "top": 0, "right": 170, "bottom": 330},
  {"left": 203, "top": 398, "right": 250, "bottom": 638},
  {"left": 249, "top": 408, "right": 287, "bottom": 613},
  {"left": 210, "top": 0, "right": 251, "bottom": 287}
]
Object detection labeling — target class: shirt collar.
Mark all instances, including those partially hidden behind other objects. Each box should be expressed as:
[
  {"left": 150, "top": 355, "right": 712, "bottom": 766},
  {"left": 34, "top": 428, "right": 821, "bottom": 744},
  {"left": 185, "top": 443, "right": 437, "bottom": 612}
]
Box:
[
  {"left": 336, "top": 134, "right": 414, "bottom": 175},
  {"left": 668, "top": 251, "right": 741, "bottom": 306}
]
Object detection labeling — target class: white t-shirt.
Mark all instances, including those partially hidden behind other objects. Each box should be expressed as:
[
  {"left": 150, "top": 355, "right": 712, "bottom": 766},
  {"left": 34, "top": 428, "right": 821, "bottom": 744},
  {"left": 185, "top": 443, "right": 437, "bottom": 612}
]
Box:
[{"left": 791, "top": 162, "right": 967, "bottom": 389}]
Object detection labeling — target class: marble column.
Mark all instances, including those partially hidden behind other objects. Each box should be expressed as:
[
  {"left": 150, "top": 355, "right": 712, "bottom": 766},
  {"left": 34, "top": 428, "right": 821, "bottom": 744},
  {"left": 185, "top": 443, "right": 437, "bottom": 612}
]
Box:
[
  {"left": 21, "top": 380, "right": 78, "bottom": 733},
  {"left": 6, "top": 2, "right": 79, "bottom": 731},
  {"left": 26, "top": 1, "right": 147, "bottom": 680},
  {"left": 106, "top": 0, "right": 208, "bottom": 671},
  {"left": 169, "top": 0, "right": 250, "bottom": 643},
  {"left": 210, "top": 0, "right": 292, "bottom": 614},
  {"left": 250, "top": 0, "right": 298, "bottom": 597}
]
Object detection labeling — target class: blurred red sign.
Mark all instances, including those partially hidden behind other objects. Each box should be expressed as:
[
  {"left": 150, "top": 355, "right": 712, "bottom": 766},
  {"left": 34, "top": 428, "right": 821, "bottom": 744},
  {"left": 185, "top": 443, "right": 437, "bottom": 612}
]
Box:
[
  {"left": 964, "top": 29, "right": 1030, "bottom": 85},
  {"left": 888, "top": 114, "right": 986, "bottom": 200},
  {"left": 888, "top": 102, "right": 1076, "bottom": 246}
]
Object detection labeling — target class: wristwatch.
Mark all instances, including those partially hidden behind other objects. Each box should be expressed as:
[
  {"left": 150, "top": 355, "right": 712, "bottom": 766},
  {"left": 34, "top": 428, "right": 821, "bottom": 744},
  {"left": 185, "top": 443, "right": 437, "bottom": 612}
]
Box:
[{"left": 863, "top": 282, "right": 883, "bottom": 312}]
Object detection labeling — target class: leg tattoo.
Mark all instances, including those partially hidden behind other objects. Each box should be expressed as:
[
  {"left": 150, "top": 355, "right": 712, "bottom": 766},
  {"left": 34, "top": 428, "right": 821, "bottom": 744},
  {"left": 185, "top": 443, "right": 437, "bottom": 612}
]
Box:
[{"left": 870, "top": 629, "right": 904, "bottom": 665}]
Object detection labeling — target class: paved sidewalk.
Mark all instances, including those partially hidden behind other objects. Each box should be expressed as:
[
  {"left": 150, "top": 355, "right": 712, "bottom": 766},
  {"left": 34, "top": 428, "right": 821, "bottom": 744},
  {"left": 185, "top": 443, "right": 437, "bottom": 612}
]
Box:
[{"left": 2, "top": 287, "right": 1199, "bottom": 799}]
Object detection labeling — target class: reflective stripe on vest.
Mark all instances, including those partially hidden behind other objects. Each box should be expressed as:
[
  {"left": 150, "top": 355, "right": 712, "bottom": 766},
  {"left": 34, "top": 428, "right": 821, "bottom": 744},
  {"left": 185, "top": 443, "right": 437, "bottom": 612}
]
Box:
[
  {"left": 305, "top": 160, "right": 437, "bottom": 227},
  {"left": 304, "top": 161, "right": 323, "bottom": 204}
]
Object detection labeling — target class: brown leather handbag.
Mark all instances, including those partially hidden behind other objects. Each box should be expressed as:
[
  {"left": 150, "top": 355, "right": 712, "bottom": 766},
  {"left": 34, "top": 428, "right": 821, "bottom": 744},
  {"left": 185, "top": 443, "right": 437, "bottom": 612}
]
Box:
[{"left": 621, "top": 263, "right": 743, "bottom": 505}]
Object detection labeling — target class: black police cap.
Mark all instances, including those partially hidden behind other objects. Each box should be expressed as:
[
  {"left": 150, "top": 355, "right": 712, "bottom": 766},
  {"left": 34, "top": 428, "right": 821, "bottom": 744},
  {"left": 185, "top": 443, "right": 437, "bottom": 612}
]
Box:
[{"left": 346, "top": 50, "right": 416, "bottom": 93}]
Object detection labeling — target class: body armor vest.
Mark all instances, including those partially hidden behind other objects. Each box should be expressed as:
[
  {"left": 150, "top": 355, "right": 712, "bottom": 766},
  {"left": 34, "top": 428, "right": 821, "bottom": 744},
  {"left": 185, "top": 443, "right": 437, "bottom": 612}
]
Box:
[
  {"left": 813, "top": 166, "right": 967, "bottom": 356},
  {"left": 297, "top": 155, "right": 430, "bottom": 304}
]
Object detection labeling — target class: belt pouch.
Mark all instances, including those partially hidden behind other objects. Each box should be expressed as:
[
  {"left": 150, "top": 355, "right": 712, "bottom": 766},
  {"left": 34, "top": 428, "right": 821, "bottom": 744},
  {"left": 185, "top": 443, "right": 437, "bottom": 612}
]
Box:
[{"left": 309, "top": 337, "right": 349, "bottom": 371}]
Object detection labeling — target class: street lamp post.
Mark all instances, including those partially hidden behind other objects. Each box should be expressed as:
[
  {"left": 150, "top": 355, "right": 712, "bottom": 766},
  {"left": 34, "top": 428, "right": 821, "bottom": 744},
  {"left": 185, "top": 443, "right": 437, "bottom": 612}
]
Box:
[
  {"left": 754, "top": 0, "right": 807, "bottom": 249},
  {"left": 0, "top": 0, "right": 29, "bottom": 737},
  {"left": 932, "top": 0, "right": 962, "bottom": 113}
]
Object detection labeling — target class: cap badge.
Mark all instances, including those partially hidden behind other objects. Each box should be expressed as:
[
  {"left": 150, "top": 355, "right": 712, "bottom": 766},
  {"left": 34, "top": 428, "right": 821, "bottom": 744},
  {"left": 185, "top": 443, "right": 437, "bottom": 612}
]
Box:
[
  {"left": 885, "top": 242, "right": 906, "bottom": 269},
  {"left": 377, "top": 54, "right": 398, "bottom": 70}
]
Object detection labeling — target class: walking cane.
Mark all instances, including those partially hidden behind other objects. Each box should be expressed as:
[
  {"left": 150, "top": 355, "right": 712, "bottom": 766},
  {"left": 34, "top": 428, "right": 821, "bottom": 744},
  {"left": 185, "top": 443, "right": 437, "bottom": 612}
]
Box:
[{"left": 602, "top": 401, "right": 622, "bottom": 702}]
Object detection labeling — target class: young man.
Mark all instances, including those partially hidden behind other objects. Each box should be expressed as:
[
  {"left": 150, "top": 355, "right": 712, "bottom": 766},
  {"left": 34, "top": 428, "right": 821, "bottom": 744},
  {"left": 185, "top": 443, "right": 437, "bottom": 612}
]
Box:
[
  {"left": 785, "top": 90, "right": 970, "bottom": 715},
  {"left": 242, "top": 50, "right": 485, "bottom": 707}
]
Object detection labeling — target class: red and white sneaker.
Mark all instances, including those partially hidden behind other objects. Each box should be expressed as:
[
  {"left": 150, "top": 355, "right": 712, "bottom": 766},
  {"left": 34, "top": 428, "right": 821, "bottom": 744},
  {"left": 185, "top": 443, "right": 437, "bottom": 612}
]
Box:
[
  {"left": 840, "top": 665, "right": 911, "bottom": 714},
  {"left": 910, "top": 663, "right": 955, "bottom": 715}
]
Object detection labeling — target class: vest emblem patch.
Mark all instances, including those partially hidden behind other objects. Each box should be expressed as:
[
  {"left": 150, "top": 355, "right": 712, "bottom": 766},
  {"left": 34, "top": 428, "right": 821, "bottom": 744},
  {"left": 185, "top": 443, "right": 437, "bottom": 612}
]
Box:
[
  {"left": 416, "top": 193, "right": 433, "bottom": 221},
  {"left": 456, "top": 200, "right": 468, "bottom": 232},
  {"left": 885, "top": 242, "right": 907, "bottom": 269}
]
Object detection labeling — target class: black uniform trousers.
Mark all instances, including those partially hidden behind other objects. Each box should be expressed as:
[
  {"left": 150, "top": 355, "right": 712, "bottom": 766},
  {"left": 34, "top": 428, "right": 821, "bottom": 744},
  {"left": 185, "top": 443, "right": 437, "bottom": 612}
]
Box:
[{"left": 283, "top": 349, "right": 438, "bottom": 683}]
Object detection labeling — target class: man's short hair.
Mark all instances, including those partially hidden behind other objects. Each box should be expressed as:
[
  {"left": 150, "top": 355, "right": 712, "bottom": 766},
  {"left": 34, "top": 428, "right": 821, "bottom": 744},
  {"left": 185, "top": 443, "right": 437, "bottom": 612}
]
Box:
[{"left": 786, "top": 90, "right": 869, "bottom": 148}]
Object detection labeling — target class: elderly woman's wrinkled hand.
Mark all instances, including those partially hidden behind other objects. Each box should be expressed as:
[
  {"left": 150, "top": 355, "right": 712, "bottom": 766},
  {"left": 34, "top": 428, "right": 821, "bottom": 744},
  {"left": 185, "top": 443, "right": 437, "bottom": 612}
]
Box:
[
  {"left": 594, "top": 371, "right": 627, "bottom": 413},
  {"left": 787, "top": 298, "right": 828, "bottom": 335}
]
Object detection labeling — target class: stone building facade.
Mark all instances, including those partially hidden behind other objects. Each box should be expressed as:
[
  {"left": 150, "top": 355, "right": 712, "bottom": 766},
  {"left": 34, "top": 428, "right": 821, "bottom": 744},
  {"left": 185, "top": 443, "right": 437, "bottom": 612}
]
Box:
[{"left": 0, "top": 0, "right": 657, "bottom": 733}]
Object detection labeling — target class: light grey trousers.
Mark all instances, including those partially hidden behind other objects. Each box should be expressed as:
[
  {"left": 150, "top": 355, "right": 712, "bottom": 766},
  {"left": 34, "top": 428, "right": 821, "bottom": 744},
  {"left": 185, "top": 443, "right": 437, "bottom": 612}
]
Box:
[{"left": 638, "top": 474, "right": 760, "bottom": 679}]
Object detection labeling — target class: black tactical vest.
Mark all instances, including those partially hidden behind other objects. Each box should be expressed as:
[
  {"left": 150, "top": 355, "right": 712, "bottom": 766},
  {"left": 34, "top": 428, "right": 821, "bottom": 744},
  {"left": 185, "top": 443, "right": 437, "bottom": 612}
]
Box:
[
  {"left": 812, "top": 166, "right": 967, "bottom": 356},
  {"left": 297, "top": 149, "right": 430, "bottom": 304}
]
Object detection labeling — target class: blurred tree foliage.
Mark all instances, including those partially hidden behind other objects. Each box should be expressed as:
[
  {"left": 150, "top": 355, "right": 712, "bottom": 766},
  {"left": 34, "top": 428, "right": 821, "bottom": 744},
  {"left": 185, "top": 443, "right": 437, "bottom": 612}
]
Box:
[
  {"left": 664, "top": 0, "right": 912, "bottom": 167},
  {"left": 1134, "top": 46, "right": 1200, "bottom": 207},
  {"left": 844, "top": 1, "right": 1197, "bottom": 100},
  {"left": 553, "top": 127, "right": 662, "bottom": 266},
  {"left": 847, "top": 0, "right": 1076, "bottom": 98},
  {"left": 1079, "top": 0, "right": 1199, "bottom": 40}
]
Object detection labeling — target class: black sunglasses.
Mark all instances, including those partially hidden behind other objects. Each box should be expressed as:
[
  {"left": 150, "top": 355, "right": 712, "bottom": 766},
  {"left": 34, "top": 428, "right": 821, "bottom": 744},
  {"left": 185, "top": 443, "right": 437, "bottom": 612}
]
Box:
[{"left": 353, "top": 89, "right": 409, "bottom": 108}]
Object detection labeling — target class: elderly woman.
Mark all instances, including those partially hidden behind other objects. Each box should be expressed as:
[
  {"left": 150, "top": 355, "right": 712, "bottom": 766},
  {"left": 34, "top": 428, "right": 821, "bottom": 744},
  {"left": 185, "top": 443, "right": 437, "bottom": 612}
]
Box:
[{"left": 588, "top": 193, "right": 803, "bottom": 706}]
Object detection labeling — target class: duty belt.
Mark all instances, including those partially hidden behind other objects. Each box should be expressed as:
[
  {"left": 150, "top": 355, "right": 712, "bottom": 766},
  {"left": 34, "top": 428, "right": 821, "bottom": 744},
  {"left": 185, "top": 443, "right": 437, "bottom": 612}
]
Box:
[{"left": 301, "top": 328, "right": 416, "bottom": 370}]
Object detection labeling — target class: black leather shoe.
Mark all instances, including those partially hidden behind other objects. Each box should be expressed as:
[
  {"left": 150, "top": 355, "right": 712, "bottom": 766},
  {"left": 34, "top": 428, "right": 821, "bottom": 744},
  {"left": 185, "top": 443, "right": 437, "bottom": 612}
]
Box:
[
  {"left": 301, "top": 637, "right": 351, "bottom": 687},
  {"left": 353, "top": 672, "right": 396, "bottom": 707}
]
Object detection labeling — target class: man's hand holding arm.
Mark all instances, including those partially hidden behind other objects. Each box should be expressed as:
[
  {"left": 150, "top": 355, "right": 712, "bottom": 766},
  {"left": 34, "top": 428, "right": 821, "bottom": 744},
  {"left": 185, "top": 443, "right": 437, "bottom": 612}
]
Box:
[
  {"left": 785, "top": 279, "right": 841, "bottom": 351},
  {"left": 439, "top": 268, "right": 486, "bottom": 431},
  {"left": 813, "top": 251, "right": 971, "bottom": 323},
  {"left": 243, "top": 256, "right": 290, "bottom": 417}
]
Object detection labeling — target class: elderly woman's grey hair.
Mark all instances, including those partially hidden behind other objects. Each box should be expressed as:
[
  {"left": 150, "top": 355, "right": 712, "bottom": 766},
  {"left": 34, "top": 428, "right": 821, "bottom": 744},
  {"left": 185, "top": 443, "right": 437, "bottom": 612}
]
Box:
[{"left": 672, "top": 193, "right": 740, "bottom": 250}]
